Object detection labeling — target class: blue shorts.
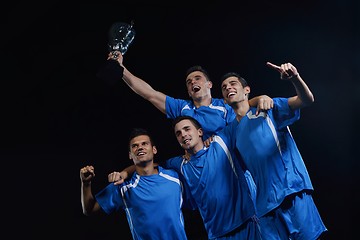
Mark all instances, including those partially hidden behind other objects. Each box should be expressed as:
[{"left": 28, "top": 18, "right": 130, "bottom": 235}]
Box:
[
  {"left": 259, "top": 191, "right": 328, "bottom": 240},
  {"left": 213, "top": 216, "right": 262, "bottom": 240}
]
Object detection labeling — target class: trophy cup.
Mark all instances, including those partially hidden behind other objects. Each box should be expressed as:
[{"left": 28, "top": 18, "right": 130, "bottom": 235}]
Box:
[
  {"left": 97, "top": 21, "right": 136, "bottom": 85},
  {"left": 108, "top": 21, "right": 136, "bottom": 56}
]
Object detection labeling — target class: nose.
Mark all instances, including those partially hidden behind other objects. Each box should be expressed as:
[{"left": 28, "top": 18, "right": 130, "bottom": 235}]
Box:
[
  {"left": 222, "top": 84, "right": 230, "bottom": 92},
  {"left": 178, "top": 130, "right": 186, "bottom": 139},
  {"left": 189, "top": 78, "right": 196, "bottom": 84}
]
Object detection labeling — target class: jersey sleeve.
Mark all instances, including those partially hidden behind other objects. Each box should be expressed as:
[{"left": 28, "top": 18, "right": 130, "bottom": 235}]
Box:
[
  {"left": 95, "top": 183, "right": 124, "bottom": 214},
  {"left": 165, "top": 96, "right": 188, "bottom": 119},
  {"left": 273, "top": 97, "right": 300, "bottom": 129}
]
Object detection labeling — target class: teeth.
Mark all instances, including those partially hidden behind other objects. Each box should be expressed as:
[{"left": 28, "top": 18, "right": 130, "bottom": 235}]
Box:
[{"left": 228, "top": 92, "right": 236, "bottom": 97}]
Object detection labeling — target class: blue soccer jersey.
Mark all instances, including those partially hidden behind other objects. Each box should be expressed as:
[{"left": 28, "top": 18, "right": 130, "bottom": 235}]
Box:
[
  {"left": 95, "top": 166, "right": 187, "bottom": 240},
  {"left": 165, "top": 133, "right": 256, "bottom": 239},
  {"left": 226, "top": 97, "right": 314, "bottom": 218},
  {"left": 165, "top": 96, "right": 236, "bottom": 140}
]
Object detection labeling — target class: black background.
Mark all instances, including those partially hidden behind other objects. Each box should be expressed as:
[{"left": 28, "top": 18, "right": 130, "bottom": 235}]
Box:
[{"left": 2, "top": 1, "right": 358, "bottom": 239}]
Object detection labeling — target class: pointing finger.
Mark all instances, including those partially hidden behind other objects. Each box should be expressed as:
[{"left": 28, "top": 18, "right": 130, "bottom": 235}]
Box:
[{"left": 266, "top": 62, "right": 282, "bottom": 72}]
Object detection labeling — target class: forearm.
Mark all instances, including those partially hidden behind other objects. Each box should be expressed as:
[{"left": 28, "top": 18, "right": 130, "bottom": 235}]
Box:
[
  {"left": 122, "top": 67, "right": 167, "bottom": 113},
  {"left": 249, "top": 95, "right": 264, "bottom": 107},
  {"left": 248, "top": 95, "right": 273, "bottom": 113},
  {"left": 122, "top": 165, "right": 136, "bottom": 178},
  {"left": 122, "top": 67, "right": 154, "bottom": 96},
  {"left": 81, "top": 183, "right": 97, "bottom": 216},
  {"left": 289, "top": 75, "right": 314, "bottom": 109}
]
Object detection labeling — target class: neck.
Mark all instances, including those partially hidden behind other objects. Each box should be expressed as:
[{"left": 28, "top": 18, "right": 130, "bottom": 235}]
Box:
[
  {"left": 187, "top": 142, "right": 205, "bottom": 156},
  {"left": 135, "top": 161, "right": 158, "bottom": 176},
  {"left": 231, "top": 101, "right": 250, "bottom": 121},
  {"left": 193, "top": 95, "right": 212, "bottom": 108}
]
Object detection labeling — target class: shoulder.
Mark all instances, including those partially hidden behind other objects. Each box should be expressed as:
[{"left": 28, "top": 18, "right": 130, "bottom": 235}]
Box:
[
  {"left": 273, "top": 97, "right": 288, "bottom": 106},
  {"left": 124, "top": 172, "right": 140, "bottom": 185},
  {"left": 159, "top": 166, "right": 179, "bottom": 177},
  {"left": 211, "top": 98, "right": 234, "bottom": 115},
  {"left": 166, "top": 155, "right": 184, "bottom": 162},
  {"left": 166, "top": 95, "right": 191, "bottom": 104},
  {"left": 158, "top": 166, "right": 182, "bottom": 184},
  {"left": 270, "top": 98, "right": 294, "bottom": 113},
  {"left": 211, "top": 98, "right": 228, "bottom": 106}
]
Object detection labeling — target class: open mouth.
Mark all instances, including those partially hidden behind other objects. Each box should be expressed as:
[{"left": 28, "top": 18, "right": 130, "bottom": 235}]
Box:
[
  {"left": 227, "top": 92, "right": 236, "bottom": 98},
  {"left": 192, "top": 85, "right": 201, "bottom": 92}
]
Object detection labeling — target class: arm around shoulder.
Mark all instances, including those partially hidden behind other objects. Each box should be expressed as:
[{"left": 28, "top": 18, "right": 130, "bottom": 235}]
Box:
[{"left": 108, "top": 165, "right": 136, "bottom": 185}]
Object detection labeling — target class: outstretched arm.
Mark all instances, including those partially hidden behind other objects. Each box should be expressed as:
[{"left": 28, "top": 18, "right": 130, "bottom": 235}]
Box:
[
  {"left": 108, "top": 51, "right": 167, "bottom": 114},
  {"left": 80, "top": 165, "right": 102, "bottom": 216},
  {"left": 266, "top": 62, "right": 314, "bottom": 109}
]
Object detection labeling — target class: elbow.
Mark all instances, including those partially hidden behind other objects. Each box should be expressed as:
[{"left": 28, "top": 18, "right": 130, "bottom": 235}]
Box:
[
  {"left": 305, "top": 94, "right": 315, "bottom": 106},
  {"left": 310, "top": 95, "right": 315, "bottom": 104},
  {"left": 301, "top": 93, "right": 314, "bottom": 108},
  {"left": 294, "top": 94, "right": 314, "bottom": 109},
  {"left": 82, "top": 208, "right": 94, "bottom": 216},
  {"left": 82, "top": 208, "right": 90, "bottom": 216},
  {"left": 308, "top": 90, "right": 315, "bottom": 103},
  {"left": 81, "top": 202, "right": 95, "bottom": 216}
]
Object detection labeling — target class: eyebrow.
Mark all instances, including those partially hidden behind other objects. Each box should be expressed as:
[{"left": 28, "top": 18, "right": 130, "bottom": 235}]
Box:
[{"left": 187, "top": 74, "right": 202, "bottom": 81}]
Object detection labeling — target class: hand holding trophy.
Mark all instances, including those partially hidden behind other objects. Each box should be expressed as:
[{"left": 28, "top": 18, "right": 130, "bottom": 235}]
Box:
[{"left": 97, "top": 21, "right": 135, "bottom": 85}]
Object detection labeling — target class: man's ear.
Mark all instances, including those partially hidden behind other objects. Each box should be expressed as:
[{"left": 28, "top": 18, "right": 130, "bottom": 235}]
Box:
[
  {"left": 208, "top": 80, "right": 213, "bottom": 89},
  {"left": 152, "top": 146, "right": 158, "bottom": 155},
  {"left": 198, "top": 128, "right": 204, "bottom": 138},
  {"left": 128, "top": 152, "right": 132, "bottom": 160},
  {"left": 245, "top": 86, "right": 251, "bottom": 94}
]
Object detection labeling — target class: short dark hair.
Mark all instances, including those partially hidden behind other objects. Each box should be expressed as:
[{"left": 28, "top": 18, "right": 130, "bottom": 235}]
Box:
[
  {"left": 128, "top": 128, "right": 155, "bottom": 150},
  {"left": 185, "top": 65, "right": 211, "bottom": 81},
  {"left": 220, "top": 72, "right": 249, "bottom": 88},
  {"left": 171, "top": 116, "right": 202, "bottom": 130}
]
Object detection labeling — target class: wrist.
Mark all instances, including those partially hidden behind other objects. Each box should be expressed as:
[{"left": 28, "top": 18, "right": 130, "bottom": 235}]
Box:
[{"left": 82, "top": 180, "right": 91, "bottom": 186}]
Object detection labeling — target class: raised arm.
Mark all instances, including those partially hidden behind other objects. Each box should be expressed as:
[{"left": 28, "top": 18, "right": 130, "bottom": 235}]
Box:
[
  {"left": 108, "top": 51, "right": 167, "bottom": 114},
  {"left": 266, "top": 62, "right": 314, "bottom": 109},
  {"left": 80, "top": 165, "right": 102, "bottom": 216}
]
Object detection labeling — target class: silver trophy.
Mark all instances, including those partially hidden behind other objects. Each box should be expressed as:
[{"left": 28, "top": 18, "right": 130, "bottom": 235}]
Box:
[{"left": 108, "top": 21, "right": 135, "bottom": 56}]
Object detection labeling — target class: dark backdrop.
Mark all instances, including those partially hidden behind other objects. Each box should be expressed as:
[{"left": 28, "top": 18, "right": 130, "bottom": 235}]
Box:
[{"left": 1, "top": 1, "right": 358, "bottom": 239}]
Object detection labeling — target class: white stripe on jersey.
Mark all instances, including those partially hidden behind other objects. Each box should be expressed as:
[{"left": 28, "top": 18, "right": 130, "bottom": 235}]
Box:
[
  {"left": 120, "top": 174, "right": 141, "bottom": 232},
  {"left": 208, "top": 103, "right": 228, "bottom": 117},
  {"left": 159, "top": 172, "right": 181, "bottom": 185},
  {"left": 213, "top": 135, "right": 238, "bottom": 178}
]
